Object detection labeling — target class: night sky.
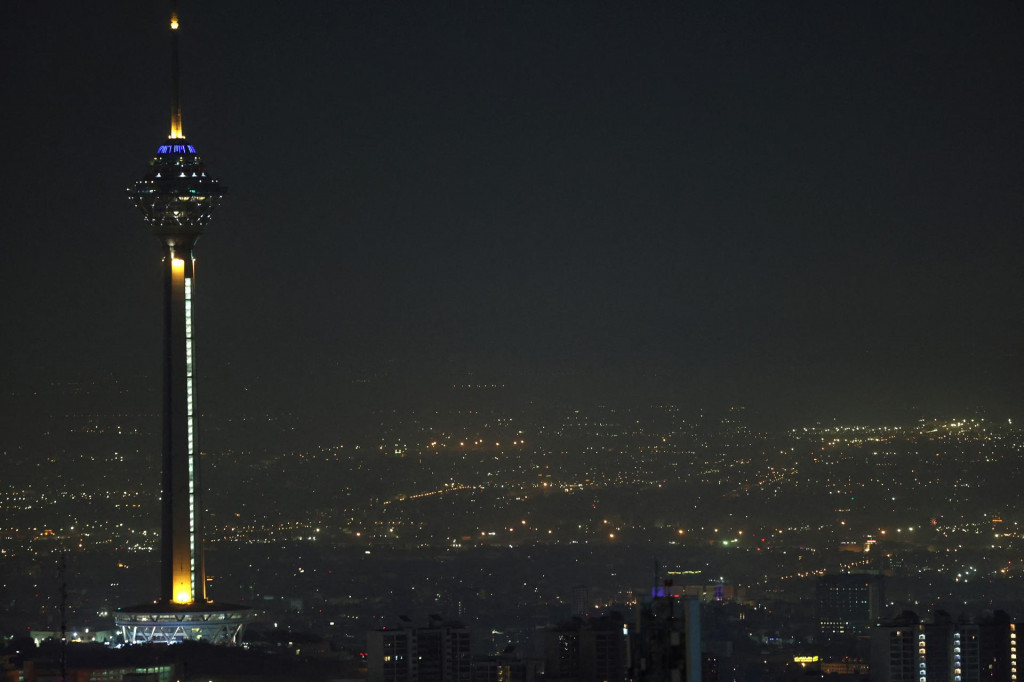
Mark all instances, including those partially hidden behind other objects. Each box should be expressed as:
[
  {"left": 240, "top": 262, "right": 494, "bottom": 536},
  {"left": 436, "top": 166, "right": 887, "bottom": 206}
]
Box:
[{"left": 3, "top": 1, "right": 1023, "bottom": 423}]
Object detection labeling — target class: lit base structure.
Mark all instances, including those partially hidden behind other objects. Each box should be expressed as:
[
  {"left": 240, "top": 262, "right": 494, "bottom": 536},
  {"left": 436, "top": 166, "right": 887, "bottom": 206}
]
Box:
[{"left": 114, "top": 601, "right": 251, "bottom": 646}]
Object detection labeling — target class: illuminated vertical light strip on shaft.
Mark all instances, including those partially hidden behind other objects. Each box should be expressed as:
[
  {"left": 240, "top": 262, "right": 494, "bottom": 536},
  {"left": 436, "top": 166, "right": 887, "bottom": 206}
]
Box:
[{"left": 185, "top": 268, "right": 197, "bottom": 600}]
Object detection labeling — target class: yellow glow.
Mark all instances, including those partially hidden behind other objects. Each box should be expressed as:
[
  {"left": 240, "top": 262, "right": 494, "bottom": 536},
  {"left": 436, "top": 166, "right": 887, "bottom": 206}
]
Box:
[
  {"left": 170, "top": 13, "right": 179, "bottom": 30},
  {"left": 172, "top": 258, "right": 185, "bottom": 269},
  {"left": 173, "top": 590, "right": 191, "bottom": 604}
]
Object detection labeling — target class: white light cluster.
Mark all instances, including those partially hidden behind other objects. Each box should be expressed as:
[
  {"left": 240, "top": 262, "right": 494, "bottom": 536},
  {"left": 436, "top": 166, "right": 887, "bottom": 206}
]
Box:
[{"left": 185, "top": 274, "right": 197, "bottom": 599}]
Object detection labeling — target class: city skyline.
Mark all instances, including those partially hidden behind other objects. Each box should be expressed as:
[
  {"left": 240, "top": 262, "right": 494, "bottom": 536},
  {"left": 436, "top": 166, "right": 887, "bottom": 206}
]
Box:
[
  {"left": 4, "top": 401, "right": 1024, "bottom": 675},
  {"left": 2, "top": 0, "right": 1022, "bottom": 425},
  {"left": 4, "top": 2, "right": 1024, "bottom": 678}
]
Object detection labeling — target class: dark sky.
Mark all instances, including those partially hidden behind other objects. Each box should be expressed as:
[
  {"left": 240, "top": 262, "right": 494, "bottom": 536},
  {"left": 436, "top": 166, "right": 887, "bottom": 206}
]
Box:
[{"left": 3, "top": 1, "right": 1023, "bottom": 421}]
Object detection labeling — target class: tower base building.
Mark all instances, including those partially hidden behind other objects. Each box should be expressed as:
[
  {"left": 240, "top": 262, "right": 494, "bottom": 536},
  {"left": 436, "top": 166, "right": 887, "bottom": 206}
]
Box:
[{"left": 115, "top": 602, "right": 250, "bottom": 646}]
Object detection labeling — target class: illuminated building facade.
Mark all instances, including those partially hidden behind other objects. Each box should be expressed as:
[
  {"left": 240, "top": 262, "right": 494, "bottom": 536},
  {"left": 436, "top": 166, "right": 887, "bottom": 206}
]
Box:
[
  {"left": 871, "top": 611, "right": 1019, "bottom": 682},
  {"left": 114, "top": 5, "right": 249, "bottom": 645},
  {"left": 816, "top": 573, "right": 883, "bottom": 638}
]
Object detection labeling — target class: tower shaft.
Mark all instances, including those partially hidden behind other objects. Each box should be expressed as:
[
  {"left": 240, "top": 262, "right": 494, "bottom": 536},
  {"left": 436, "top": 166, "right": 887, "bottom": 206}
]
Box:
[{"left": 161, "top": 244, "right": 204, "bottom": 604}]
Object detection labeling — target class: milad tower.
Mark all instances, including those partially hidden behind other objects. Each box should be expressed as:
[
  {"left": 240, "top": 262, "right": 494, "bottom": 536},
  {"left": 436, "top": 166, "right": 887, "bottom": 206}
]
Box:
[{"left": 114, "top": 5, "right": 251, "bottom": 645}]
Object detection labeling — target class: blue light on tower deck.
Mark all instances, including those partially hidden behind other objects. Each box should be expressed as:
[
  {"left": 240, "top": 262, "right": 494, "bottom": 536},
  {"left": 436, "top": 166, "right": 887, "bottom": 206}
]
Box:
[{"left": 157, "top": 143, "right": 198, "bottom": 154}]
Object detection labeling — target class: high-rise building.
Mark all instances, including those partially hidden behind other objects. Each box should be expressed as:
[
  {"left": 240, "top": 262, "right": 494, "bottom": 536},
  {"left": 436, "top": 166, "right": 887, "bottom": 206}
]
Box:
[
  {"left": 543, "top": 623, "right": 581, "bottom": 682},
  {"left": 871, "top": 611, "right": 924, "bottom": 682},
  {"left": 871, "top": 610, "right": 1020, "bottom": 682},
  {"left": 368, "top": 626, "right": 416, "bottom": 682},
  {"left": 631, "top": 589, "right": 702, "bottom": 682},
  {"left": 543, "top": 614, "right": 629, "bottom": 682},
  {"left": 471, "top": 652, "right": 541, "bottom": 682},
  {"left": 368, "top": 617, "right": 472, "bottom": 682},
  {"left": 113, "top": 5, "right": 250, "bottom": 646},
  {"left": 571, "top": 585, "right": 591, "bottom": 617},
  {"left": 955, "top": 611, "right": 1017, "bottom": 682},
  {"left": 816, "top": 573, "right": 884, "bottom": 638}
]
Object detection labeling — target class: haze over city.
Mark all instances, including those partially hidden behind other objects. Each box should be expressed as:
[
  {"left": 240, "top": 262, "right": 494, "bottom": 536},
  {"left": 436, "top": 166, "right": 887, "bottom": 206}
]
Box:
[
  {"left": 1, "top": 1, "right": 1023, "bottom": 680},
  {"left": 4, "top": 0, "right": 1022, "bottom": 421}
]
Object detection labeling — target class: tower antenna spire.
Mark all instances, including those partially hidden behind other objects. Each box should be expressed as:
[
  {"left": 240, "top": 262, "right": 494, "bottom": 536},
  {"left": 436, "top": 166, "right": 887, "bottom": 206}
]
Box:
[{"left": 169, "top": 2, "right": 183, "bottom": 139}]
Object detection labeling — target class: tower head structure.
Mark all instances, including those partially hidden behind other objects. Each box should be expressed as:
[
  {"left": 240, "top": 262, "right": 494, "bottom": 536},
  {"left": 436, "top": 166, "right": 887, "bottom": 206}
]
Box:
[
  {"left": 129, "top": 140, "right": 224, "bottom": 252},
  {"left": 128, "top": 7, "right": 225, "bottom": 258},
  {"left": 116, "top": 3, "right": 249, "bottom": 645}
]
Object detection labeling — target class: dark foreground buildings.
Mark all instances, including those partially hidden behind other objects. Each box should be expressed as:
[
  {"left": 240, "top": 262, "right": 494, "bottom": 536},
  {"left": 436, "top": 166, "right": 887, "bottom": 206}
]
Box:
[
  {"left": 632, "top": 589, "right": 703, "bottom": 682},
  {"left": 365, "top": 593, "right": 707, "bottom": 682},
  {"left": 540, "top": 592, "right": 704, "bottom": 682},
  {"left": 544, "top": 613, "right": 629, "bottom": 682},
  {"left": 367, "top": 616, "right": 472, "bottom": 682},
  {"left": 113, "top": 6, "right": 249, "bottom": 645}
]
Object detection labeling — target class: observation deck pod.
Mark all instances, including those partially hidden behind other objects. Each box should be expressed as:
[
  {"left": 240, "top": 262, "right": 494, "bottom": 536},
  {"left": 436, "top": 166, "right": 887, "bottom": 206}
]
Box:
[
  {"left": 114, "top": 600, "right": 252, "bottom": 646},
  {"left": 129, "top": 139, "right": 225, "bottom": 242}
]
